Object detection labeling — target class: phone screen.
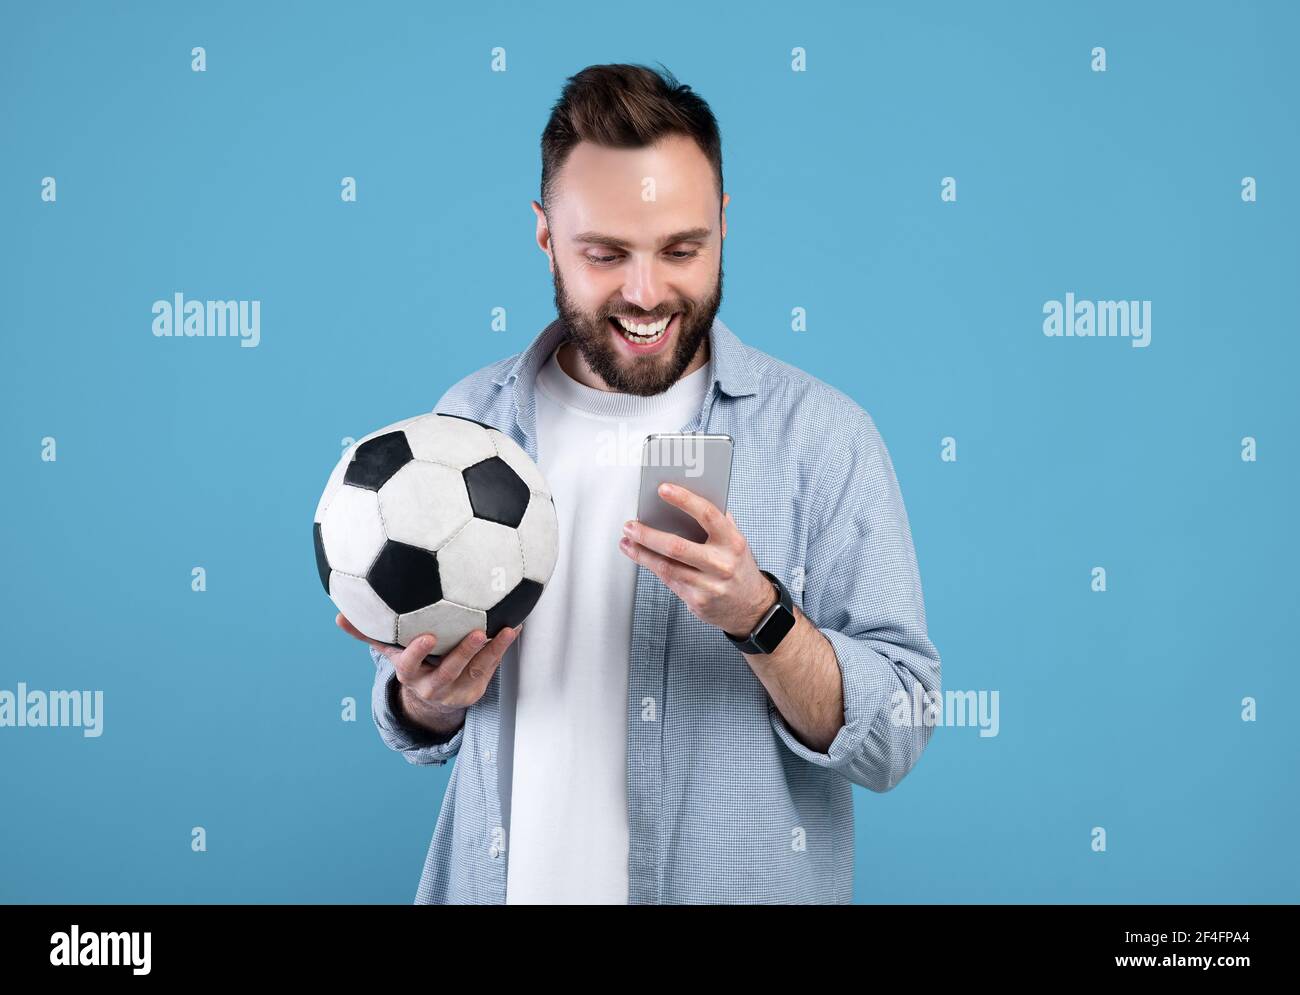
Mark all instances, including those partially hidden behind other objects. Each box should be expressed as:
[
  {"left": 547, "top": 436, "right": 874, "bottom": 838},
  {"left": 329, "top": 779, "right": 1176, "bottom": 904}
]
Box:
[{"left": 636, "top": 433, "right": 733, "bottom": 543}]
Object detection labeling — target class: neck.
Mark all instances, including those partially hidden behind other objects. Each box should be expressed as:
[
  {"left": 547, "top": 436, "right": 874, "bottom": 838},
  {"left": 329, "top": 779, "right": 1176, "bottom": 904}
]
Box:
[{"left": 558, "top": 334, "right": 710, "bottom": 393}]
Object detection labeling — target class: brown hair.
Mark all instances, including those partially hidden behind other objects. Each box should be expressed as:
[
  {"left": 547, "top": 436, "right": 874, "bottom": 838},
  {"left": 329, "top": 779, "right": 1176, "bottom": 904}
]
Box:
[{"left": 540, "top": 62, "right": 723, "bottom": 214}]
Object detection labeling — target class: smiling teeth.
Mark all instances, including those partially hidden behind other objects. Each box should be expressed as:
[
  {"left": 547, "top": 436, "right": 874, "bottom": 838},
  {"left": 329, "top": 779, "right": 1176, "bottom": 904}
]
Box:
[{"left": 615, "top": 315, "right": 671, "bottom": 341}]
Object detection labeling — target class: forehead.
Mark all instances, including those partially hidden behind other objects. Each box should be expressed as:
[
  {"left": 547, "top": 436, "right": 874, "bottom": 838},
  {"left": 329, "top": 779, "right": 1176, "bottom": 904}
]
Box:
[{"left": 550, "top": 133, "right": 718, "bottom": 241}]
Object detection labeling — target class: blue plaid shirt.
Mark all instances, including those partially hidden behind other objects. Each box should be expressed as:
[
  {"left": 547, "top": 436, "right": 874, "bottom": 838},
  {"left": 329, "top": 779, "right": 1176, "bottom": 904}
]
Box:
[{"left": 369, "top": 316, "right": 941, "bottom": 903}]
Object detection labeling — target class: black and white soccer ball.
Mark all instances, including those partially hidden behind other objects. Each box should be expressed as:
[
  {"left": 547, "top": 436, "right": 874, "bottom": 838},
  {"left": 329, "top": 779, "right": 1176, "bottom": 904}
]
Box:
[{"left": 313, "top": 412, "right": 558, "bottom": 654}]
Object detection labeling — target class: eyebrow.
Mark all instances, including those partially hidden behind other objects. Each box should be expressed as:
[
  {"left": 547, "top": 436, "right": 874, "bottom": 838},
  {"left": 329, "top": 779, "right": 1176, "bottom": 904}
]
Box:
[{"left": 570, "top": 227, "right": 713, "bottom": 250}]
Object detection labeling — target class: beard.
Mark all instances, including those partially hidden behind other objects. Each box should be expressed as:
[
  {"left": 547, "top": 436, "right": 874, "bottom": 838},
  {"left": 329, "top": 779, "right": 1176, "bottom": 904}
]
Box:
[{"left": 550, "top": 256, "right": 724, "bottom": 397}]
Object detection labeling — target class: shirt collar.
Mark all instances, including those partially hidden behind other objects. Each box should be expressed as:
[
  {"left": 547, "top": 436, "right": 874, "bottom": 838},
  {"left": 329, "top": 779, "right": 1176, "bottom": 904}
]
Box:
[{"left": 491, "top": 314, "right": 761, "bottom": 400}]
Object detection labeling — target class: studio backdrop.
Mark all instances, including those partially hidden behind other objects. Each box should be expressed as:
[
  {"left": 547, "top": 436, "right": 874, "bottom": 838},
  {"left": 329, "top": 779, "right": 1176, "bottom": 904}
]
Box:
[{"left": 1, "top": 0, "right": 1296, "bottom": 903}]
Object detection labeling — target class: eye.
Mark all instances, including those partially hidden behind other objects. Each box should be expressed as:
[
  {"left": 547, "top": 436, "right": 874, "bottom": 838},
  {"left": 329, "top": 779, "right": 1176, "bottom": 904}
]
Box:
[{"left": 584, "top": 248, "right": 701, "bottom": 266}]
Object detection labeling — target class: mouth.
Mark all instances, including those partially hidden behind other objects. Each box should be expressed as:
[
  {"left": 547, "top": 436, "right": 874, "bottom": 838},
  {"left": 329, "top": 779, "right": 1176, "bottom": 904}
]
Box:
[{"left": 607, "top": 312, "right": 680, "bottom": 355}]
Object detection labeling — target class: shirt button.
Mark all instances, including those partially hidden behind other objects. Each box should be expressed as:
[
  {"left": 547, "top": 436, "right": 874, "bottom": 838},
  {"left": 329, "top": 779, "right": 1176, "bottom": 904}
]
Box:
[
  {"left": 481, "top": 748, "right": 492, "bottom": 763},
  {"left": 489, "top": 844, "right": 501, "bottom": 859}
]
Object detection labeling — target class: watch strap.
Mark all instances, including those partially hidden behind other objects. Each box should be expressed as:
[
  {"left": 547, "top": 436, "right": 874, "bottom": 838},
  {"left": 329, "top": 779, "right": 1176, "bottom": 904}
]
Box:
[{"left": 725, "top": 569, "right": 795, "bottom": 654}]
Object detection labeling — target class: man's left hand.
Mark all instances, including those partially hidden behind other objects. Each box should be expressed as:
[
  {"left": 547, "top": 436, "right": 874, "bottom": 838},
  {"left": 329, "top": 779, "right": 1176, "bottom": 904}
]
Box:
[{"left": 618, "top": 482, "right": 776, "bottom": 638}]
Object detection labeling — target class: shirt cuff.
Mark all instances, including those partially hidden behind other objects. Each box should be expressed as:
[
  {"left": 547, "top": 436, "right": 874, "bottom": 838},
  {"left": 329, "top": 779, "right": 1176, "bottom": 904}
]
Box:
[
  {"left": 369, "top": 646, "right": 464, "bottom": 766},
  {"left": 767, "top": 625, "right": 929, "bottom": 792}
]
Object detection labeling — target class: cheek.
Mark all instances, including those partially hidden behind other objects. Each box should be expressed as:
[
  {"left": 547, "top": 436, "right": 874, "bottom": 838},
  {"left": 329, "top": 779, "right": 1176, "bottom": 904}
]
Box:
[
  {"left": 679, "top": 268, "right": 716, "bottom": 300},
  {"left": 572, "top": 271, "right": 619, "bottom": 310}
]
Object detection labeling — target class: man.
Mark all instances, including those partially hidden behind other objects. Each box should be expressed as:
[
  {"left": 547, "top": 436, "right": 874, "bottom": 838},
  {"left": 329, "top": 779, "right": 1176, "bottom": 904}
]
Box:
[{"left": 337, "top": 62, "right": 941, "bottom": 904}]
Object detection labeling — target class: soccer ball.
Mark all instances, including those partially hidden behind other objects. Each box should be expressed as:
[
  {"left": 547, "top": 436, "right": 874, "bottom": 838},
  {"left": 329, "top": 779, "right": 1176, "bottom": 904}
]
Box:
[{"left": 313, "top": 412, "right": 559, "bottom": 654}]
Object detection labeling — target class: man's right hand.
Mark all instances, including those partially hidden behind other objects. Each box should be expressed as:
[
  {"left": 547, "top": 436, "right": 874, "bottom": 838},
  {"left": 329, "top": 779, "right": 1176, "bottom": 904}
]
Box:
[{"left": 336, "top": 613, "right": 521, "bottom": 738}]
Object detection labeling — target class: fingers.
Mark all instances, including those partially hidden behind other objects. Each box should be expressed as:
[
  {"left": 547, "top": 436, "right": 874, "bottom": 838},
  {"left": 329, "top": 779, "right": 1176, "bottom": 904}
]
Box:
[
  {"left": 338, "top": 599, "right": 526, "bottom": 711},
  {"left": 625, "top": 521, "right": 718, "bottom": 573},
  {"left": 393, "top": 624, "right": 523, "bottom": 708},
  {"left": 395, "top": 632, "right": 483, "bottom": 686},
  {"left": 659, "top": 482, "right": 726, "bottom": 541},
  {"left": 446, "top": 625, "right": 522, "bottom": 706}
]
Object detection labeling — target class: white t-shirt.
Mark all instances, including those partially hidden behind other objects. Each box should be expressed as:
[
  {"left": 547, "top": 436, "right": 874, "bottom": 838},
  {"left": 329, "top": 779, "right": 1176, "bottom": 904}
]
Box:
[{"left": 498, "top": 342, "right": 711, "bottom": 904}]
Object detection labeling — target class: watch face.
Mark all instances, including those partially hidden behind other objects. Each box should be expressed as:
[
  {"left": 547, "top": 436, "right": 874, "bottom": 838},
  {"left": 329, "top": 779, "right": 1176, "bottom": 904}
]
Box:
[{"left": 756, "top": 605, "right": 796, "bottom": 653}]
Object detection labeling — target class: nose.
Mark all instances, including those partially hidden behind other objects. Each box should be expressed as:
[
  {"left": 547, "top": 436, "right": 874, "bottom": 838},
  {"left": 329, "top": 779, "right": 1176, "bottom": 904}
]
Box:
[{"left": 619, "top": 255, "right": 671, "bottom": 316}]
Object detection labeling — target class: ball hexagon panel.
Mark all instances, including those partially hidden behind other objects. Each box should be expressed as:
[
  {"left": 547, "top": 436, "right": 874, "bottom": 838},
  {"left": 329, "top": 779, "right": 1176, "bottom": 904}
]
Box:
[
  {"left": 516, "top": 491, "right": 559, "bottom": 584},
  {"left": 397, "top": 600, "right": 487, "bottom": 654},
  {"left": 486, "top": 579, "right": 545, "bottom": 636},
  {"left": 488, "top": 428, "right": 550, "bottom": 496},
  {"left": 329, "top": 572, "right": 397, "bottom": 644},
  {"left": 463, "top": 456, "right": 531, "bottom": 528},
  {"left": 319, "top": 485, "right": 387, "bottom": 576},
  {"left": 345, "top": 431, "right": 413, "bottom": 491},
  {"left": 404, "top": 414, "right": 496, "bottom": 470},
  {"left": 437, "top": 518, "right": 524, "bottom": 610},
  {"left": 368, "top": 540, "right": 442, "bottom": 615},
  {"left": 378, "top": 461, "right": 473, "bottom": 550},
  {"left": 316, "top": 414, "right": 428, "bottom": 522}
]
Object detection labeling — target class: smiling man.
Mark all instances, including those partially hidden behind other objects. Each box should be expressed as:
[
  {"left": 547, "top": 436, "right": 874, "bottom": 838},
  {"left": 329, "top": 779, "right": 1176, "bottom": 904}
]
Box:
[
  {"left": 347, "top": 62, "right": 942, "bottom": 905},
  {"left": 540, "top": 133, "right": 721, "bottom": 398}
]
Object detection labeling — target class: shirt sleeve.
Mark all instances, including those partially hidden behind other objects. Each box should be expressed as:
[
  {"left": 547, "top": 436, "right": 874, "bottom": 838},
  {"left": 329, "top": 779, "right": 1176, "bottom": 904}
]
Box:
[
  {"left": 369, "top": 646, "right": 465, "bottom": 766},
  {"left": 768, "top": 404, "right": 942, "bottom": 792}
]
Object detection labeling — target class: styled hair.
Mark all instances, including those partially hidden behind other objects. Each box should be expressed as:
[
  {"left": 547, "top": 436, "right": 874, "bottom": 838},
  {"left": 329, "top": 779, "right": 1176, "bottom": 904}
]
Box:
[{"left": 539, "top": 62, "right": 723, "bottom": 213}]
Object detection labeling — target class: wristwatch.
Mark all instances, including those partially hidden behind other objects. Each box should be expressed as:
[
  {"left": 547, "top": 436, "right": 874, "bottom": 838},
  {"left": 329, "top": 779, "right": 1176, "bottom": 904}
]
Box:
[{"left": 724, "top": 569, "right": 796, "bottom": 655}]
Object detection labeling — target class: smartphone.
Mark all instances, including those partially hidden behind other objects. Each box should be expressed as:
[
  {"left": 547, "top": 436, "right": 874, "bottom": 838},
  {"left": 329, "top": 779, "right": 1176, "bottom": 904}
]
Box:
[{"left": 637, "top": 433, "right": 734, "bottom": 544}]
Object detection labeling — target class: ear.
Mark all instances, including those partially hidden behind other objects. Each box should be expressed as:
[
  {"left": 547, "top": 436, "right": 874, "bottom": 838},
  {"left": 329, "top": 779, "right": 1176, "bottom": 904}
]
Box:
[{"left": 531, "top": 200, "right": 554, "bottom": 273}]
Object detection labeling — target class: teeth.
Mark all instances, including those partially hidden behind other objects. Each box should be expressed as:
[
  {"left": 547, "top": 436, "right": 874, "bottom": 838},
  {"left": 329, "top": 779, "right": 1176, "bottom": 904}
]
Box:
[{"left": 615, "top": 315, "right": 671, "bottom": 341}]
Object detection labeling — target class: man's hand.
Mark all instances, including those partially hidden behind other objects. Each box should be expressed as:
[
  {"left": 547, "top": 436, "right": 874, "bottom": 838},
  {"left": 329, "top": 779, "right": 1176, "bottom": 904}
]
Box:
[
  {"left": 619, "top": 483, "right": 845, "bottom": 755},
  {"left": 336, "top": 613, "right": 521, "bottom": 737},
  {"left": 618, "top": 482, "right": 775, "bottom": 638}
]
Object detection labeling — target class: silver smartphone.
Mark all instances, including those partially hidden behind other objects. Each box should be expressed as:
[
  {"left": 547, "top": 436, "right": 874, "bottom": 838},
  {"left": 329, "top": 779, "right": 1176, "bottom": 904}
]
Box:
[{"left": 637, "top": 433, "right": 734, "bottom": 544}]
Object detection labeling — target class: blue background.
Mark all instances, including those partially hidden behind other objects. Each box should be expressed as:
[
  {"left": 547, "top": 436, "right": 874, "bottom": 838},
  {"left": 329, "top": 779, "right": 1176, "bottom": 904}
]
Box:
[{"left": 2, "top": 0, "right": 1296, "bottom": 903}]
